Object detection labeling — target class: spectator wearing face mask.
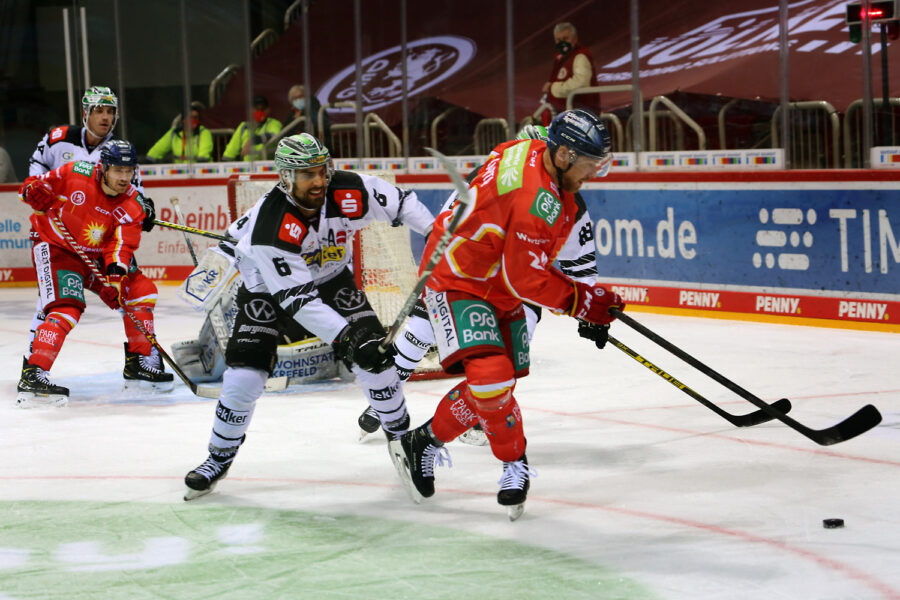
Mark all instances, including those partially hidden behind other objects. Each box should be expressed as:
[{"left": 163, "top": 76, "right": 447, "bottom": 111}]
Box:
[
  {"left": 540, "top": 22, "right": 598, "bottom": 124},
  {"left": 285, "top": 84, "right": 331, "bottom": 148},
  {"left": 222, "top": 95, "right": 282, "bottom": 161},
  {"left": 145, "top": 101, "right": 213, "bottom": 163}
]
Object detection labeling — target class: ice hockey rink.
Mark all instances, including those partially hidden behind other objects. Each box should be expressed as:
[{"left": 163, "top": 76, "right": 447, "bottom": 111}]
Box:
[{"left": 1, "top": 284, "right": 897, "bottom": 600}]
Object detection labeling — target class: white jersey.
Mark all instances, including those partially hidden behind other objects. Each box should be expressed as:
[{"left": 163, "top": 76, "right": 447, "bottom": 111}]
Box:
[
  {"left": 226, "top": 170, "right": 433, "bottom": 344},
  {"left": 28, "top": 124, "right": 145, "bottom": 194}
]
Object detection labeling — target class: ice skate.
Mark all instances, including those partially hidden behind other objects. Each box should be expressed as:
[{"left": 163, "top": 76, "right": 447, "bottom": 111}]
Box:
[
  {"left": 388, "top": 421, "right": 451, "bottom": 503},
  {"left": 16, "top": 358, "right": 69, "bottom": 408},
  {"left": 457, "top": 423, "right": 488, "bottom": 446},
  {"left": 184, "top": 444, "right": 240, "bottom": 501},
  {"left": 123, "top": 344, "right": 175, "bottom": 392},
  {"left": 357, "top": 405, "right": 381, "bottom": 440},
  {"left": 497, "top": 454, "right": 537, "bottom": 521}
]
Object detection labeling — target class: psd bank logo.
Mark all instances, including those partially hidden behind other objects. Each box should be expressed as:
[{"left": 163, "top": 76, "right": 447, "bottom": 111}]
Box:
[{"left": 317, "top": 36, "right": 476, "bottom": 113}]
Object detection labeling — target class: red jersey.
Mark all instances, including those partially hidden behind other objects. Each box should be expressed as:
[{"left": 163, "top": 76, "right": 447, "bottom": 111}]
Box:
[
  {"left": 21, "top": 160, "right": 145, "bottom": 270},
  {"left": 423, "top": 139, "right": 578, "bottom": 313}
]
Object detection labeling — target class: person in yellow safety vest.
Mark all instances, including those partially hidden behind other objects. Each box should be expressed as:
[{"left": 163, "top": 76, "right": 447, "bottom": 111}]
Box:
[
  {"left": 221, "top": 95, "right": 282, "bottom": 161},
  {"left": 145, "top": 101, "right": 214, "bottom": 163}
]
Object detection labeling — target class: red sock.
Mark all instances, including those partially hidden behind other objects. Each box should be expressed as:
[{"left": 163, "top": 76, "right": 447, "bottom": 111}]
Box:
[
  {"left": 123, "top": 308, "right": 153, "bottom": 355},
  {"left": 29, "top": 308, "right": 79, "bottom": 371},
  {"left": 475, "top": 392, "right": 526, "bottom": 462},
  {"left": 430, "top": 381, "right": 479, "bottom": 443}
]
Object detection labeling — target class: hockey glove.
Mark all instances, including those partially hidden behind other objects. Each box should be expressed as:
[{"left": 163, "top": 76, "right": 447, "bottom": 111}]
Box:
[
  {"left": 138, "top": 196, "right": 156, "bottom": 232},
  {"left": 99, "top": 264, "right": 127, "bottom": 309},
  {"left": 570, "top": 281, "right": 625, "bottom": 325},
  {"left": 578, "top": 319, "right": 610, "bottom": 350},
  {"left": 333, "top": 323, "right": 396, "bottom": 374},
  {"left": 21, "top": 179, "right": 57, "bottom": 212}
]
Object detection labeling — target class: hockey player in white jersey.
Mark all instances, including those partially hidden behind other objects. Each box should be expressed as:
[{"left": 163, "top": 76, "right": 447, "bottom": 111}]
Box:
[
  {"left": 357, "top": 124, "right": 610, "bottom": 443},
  {"left": 21, "top": 85, "right": 167, "bottom": 396},
  {"left": 183, "top": 133, "right": 434, "bottom": 500}
]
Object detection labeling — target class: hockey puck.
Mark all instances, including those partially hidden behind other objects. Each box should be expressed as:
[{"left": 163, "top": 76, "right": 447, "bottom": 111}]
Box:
[{"left": 823, "top": 518, "right": 844, "bottom": 529}]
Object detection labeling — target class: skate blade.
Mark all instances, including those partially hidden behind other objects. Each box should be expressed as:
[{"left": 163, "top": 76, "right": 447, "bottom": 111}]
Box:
[
  {"left": 507, "top": 503, "right": 525, "bottom": 521},
  {"left": 15, "top": 391, "right": 68, "bottom": 408},
  {"left": 123, "top": 379, "right": 175, "bottom": 393},
  {"left": 387, "top": 440, "right": 423, "bottom": 504},
  {"left": 184, "top": 483, "right": 216, "bottom": 501},
  {"left": 358, "top": 427, "right": 374, "bottom": 442}
]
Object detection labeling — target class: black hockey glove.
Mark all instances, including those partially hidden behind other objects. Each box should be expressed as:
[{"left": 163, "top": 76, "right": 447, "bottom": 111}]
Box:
[
  {"left": 578, "top": 319, "right": 610, "bottom": 350},
  {"left": 138, "top": 195, "right": 156, "bottom": 232},
  {"left": 333, "top": 323, "right": 396, "bottom": 374}
]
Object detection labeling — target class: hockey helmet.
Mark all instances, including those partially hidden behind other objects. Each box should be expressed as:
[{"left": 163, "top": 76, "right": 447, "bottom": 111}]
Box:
[
  {"left": 515, "top": 124, "right": 549, "bottom": 142},
  {"left": 100, "top": 139, "right": 138, "bottom": 170},
  {"left": 274, "top": 133, "right": 334, "bottom": 194},
  {"left": 547, "top": 109, "right": 612, "bottom": 177},
  {"left": 82, "top": 85, "right": 119, "bottom": 129}
]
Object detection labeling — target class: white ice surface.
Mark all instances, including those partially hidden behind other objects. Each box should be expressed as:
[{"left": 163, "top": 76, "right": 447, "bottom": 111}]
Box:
[{"left": 0, "top": 285, "right": 898, "bottom": 599}]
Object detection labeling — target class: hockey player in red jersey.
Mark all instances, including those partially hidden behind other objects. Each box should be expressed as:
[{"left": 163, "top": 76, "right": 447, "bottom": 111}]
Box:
[
  {"left": 23, "top": 86, "right": 164, "bottom": 392},
  {"left": 16, "top": 140, "right": 173, "bottom": 408},
  {"left": 390, "top": 109, "right": 624, "bottom": 519}
]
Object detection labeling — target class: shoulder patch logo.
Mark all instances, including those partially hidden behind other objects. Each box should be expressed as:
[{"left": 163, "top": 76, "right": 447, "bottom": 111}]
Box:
[
  {"left": 50, "top": 127, "right": 67, "bottom": 142},
  {"left": 336, "top": 189, "right": 363, "bottom": 218},
  {"left": 72, "top": 161, "right": 94, "bottom": 177},
  {"left": 497, "top": 141, "right": 528, "bottom": 195},
  {"left": 278, "top": 213, "right": 307, "bottom": 245},
  {"left": 530, "top": 188, "right": 561, "bottom": 227}
]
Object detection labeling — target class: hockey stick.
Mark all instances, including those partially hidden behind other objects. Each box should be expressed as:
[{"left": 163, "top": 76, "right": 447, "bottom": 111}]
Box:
[
  {"left": 379, "top": 147, "right": 473, "bottom": 350},
  {"left": 152, "top": 218, "right": 235, "bottom": 243},
  {"left": 608, "top": 334, "right": 792, "bottom": 427},
  {"left": 49, "top": 213, "right": 220, "bottom": 399},
  {"left": 169, "top": 197, "right": 199, "bottom": 266},
  {"left": 609, "top": 308, "right": 883, "bottom": 445}
]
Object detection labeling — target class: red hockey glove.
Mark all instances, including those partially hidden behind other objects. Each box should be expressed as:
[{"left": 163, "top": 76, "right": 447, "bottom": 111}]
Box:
[
  {"left": 21, "top": 180, "right": 57, "bottom": 212},
  {"left": 100, "top": 264, "right": 127, "bottom": 309},
  {"left": 569, "top": 282, "right": 625, "bottom": 325}
]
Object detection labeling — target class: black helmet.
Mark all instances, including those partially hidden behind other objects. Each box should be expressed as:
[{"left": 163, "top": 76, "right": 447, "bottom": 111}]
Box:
[
  {"left": 99, "top": 139, "right": 138, "bottom": 169},
  {"left": 547, "top": 109, "right": 611, "bottom": 161}
]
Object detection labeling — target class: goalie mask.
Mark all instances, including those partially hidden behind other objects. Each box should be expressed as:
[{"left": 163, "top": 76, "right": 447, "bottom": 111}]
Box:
[
  {"left": 82, "top": 85, "right": 119, "bottom": 135},
  {"left": 274, "top": 134, "right": 334, "bottom": 196},
  {"left": 547, "top": 109, "right": 613, "bottom": 178}
]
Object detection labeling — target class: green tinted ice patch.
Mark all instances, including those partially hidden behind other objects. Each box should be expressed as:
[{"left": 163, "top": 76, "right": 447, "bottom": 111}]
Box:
[{"left": 0, "top": 501, "right": 655, "bottom": 600}]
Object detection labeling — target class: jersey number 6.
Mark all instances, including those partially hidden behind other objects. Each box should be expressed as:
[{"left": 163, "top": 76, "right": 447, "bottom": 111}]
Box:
[{"left": 273, "top": 256, "right": 292, "bottom": 276}]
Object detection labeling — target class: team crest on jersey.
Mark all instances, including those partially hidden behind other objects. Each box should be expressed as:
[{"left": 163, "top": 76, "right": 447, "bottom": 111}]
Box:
[
  {"left": 72, "top": 161, "right": 94, "bottom": 177},
  {"left": 69, "top": 190, "right": 86, "bottom": 206},
  {"left": 278, "top": 213, "right": 307, "bottom": 245},
  {"left": 335, "top": 190, "right": 363, "bottom": 218}
]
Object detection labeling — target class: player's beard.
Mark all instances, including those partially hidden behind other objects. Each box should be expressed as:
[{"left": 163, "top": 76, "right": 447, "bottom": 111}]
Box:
[{"left": 292, "top": 186, "right": 326, "bottom": 214}]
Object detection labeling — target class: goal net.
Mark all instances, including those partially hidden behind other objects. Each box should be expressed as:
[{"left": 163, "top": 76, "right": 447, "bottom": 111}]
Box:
[{"left": 227, "top": 173, "right": 446, "bottom": 380}]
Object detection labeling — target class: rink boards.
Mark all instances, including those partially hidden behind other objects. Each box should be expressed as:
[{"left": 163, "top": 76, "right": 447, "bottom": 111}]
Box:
[{"left": 1, "top": 169, "right": 898, "bottom": 330}]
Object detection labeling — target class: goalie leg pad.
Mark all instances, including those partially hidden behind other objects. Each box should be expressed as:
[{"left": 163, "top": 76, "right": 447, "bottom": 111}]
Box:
[
  {"left": 224, "top": 286, "right": 280, "bottom": 375},
  {"left": 209, "top": 366, "right": 266, "bottom": 450},
  {"left": 271, "top": 338, "right": 339, "bottom": 384}
]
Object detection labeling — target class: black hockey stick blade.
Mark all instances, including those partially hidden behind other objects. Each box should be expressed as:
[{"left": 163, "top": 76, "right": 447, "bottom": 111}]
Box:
[
  {"left": 609, "top": 308, "right": 883, "bottom": 445},
  {"left": 609, "top": 335, "right": 791, "bottom": 427}
]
